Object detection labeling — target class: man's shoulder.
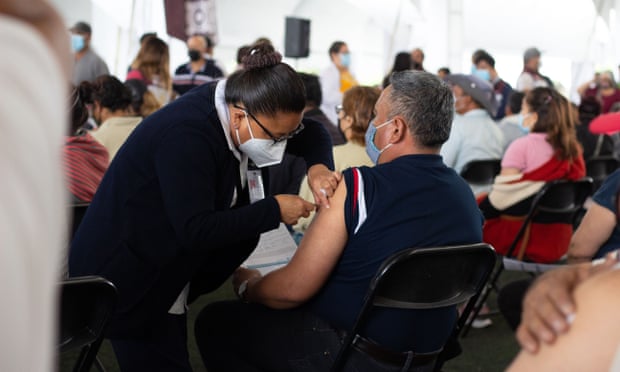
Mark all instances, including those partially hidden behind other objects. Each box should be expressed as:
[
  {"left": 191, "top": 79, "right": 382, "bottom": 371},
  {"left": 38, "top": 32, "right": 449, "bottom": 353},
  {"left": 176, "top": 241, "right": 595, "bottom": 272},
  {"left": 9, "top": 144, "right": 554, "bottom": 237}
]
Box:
[{"left": 174, "top": 63, "right": 190, "bottom": 75}]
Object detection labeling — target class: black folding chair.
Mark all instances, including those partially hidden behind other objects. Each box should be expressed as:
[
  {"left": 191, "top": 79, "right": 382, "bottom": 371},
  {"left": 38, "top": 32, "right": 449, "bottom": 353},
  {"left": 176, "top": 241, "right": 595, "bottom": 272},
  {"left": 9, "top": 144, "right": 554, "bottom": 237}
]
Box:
[
  {"left": 462, "top": 178, "right": 593, "bottom": 336},
  {"left": 586, "top": 155, "right": 620, "bottom": 191},
  {"left": 59, "top": 276, "right": 117, "bottom": 372},
  {"left": 331, "top": 243, "right": 497, "bottom": 372},
  {"left": 460, "top": 159, "right": 502, "bottom": 185}
]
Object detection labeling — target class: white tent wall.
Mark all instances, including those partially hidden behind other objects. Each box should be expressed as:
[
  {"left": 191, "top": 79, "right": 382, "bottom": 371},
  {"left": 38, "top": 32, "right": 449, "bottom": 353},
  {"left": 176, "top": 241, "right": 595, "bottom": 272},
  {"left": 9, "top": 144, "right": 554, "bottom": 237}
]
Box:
[{"left": 51, "top": 0, "right": 620, "bottom": 101}]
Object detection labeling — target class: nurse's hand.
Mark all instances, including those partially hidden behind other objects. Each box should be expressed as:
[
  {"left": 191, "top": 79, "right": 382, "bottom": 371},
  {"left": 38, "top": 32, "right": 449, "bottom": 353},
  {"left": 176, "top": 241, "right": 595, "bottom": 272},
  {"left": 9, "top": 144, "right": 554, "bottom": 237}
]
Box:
[
  {"left": 274, "top": 195, "right": 316, "bottom": 225},
  {"left": 307, "top": 164, "right": 341, "bottom": 209}
]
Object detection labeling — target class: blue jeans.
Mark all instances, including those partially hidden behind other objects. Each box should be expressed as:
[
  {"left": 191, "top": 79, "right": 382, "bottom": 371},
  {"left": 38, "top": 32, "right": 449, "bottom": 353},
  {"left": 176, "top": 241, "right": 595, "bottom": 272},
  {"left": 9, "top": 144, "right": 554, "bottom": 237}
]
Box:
[{"left": 194, "top": 300, "right": 434, "bottom": 372}]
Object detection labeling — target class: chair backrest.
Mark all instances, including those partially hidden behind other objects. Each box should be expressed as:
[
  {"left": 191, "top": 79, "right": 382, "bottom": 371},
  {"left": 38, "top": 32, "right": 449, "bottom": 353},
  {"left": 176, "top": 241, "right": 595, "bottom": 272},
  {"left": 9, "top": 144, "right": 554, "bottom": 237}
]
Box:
[
  {"left": 505, "top": 177, "right": 593, "bottom": 258},
  {"left": 586, "top": 156, "right": 620, "bottom": 191},
  {"left": 460, "top": 159, "right": 502, "bottom": 185},
  {"left": 331, "top": 243, "right": 497, "bottom": 371},
  {"left": 59, "top": 276, "right": 117, "bottom": 371}
]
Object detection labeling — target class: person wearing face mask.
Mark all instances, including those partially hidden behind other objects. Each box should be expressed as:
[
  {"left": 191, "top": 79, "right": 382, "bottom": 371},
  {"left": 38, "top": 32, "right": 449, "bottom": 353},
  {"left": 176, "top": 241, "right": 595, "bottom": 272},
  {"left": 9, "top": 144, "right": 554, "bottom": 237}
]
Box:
[
  {"left": 172, "top": 34, "right": 224, "bottom": 96},
  {"left": 577, "top": 70, "right": 620, "bottom": 114},
  {"left": 320, "top": 40, "right": 358, "bottom": 124},
  {"left": 83, "top": 75, "right": 142, "bottom": 163},
  {"left": 69, "top": 21, "right": 109, "bottom": 86},
  {"left": 473, "top": 50, "right": 513, "bottom": 120},
  {"left": 478, "top": 87, "right": 585, "bottom": 263},
  {"left": 194, "top": 70, "right": 483, "bottom": 372},
  {"left": 69, "top": 42, "right": 338, "bottom": 372}
]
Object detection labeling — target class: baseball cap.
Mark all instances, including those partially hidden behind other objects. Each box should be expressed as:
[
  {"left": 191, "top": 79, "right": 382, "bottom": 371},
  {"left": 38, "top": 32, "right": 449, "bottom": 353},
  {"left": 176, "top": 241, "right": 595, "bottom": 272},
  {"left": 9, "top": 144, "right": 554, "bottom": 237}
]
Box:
[
  {"left": 70, "top": 21, "right": 92, "bottom": 34},
  {"left": 444, "top": 73, "right": 498, "bottom": 117}
]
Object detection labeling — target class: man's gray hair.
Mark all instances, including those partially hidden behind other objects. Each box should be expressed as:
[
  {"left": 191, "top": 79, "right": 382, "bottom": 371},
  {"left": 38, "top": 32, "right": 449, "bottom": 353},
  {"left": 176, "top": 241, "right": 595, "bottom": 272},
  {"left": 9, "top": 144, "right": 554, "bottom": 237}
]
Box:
[{"left": 388, "top": 71, "right": 454, "bottom": 148}]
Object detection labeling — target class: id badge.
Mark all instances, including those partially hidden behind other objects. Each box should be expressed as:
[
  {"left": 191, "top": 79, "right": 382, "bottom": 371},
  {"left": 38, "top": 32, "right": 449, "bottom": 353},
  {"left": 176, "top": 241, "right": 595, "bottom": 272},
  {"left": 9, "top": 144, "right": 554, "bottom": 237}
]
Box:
[{"left": 247, "top": 169, "right": 265, "bottom": 204}]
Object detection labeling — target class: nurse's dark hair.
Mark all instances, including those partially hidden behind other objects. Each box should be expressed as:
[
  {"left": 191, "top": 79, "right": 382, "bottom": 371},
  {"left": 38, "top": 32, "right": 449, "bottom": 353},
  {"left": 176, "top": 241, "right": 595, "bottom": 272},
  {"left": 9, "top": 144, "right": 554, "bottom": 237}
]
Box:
[{"left": 225, "top": 41, "right": 305, "bottom": 116}]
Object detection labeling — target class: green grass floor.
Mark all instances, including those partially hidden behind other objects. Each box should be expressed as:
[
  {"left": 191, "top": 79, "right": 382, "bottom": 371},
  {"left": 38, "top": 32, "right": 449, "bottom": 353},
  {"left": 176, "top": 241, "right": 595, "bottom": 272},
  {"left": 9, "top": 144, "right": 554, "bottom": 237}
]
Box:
[{"left": 60, "top": 271, "right": 529, "bottom": 371}]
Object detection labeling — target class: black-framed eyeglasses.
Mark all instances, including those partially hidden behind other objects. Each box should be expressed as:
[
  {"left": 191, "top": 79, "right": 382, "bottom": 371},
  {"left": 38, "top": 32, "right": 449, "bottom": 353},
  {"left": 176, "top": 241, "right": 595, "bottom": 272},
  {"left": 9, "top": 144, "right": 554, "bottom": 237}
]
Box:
[
  {"left": 335, "top": 104, "right": 344, "bottom": 115},
  {"left": 234, "top": 104, "right": 304, "bottom": 144}
]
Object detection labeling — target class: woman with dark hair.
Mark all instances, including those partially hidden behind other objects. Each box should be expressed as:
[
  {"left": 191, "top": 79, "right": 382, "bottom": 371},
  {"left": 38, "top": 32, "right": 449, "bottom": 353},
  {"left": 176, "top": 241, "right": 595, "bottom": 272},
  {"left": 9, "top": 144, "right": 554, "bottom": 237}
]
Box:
[
  {"left": 84, "top": 75, "right": 141, "bottom": 162},
  {"left": 69, "top": 42, "right": 337, "bottom": 371},
  {"left": 382, "top": 52, "right": 412, "bottom": 88},
  {"left": 64, "top": 85, "right": 109, "bottom": 203},
  {"left": 126, "top": 36, "right": 172, "bottom": 105},
  {"left": 124, "top": 78, "right": 161, "bottom": 118},
  {"left": 479, "top": 87, "right": 586, "bottom": 263},
  {"left": 575, "top": 96, "right": 614, "bottom": 159}
]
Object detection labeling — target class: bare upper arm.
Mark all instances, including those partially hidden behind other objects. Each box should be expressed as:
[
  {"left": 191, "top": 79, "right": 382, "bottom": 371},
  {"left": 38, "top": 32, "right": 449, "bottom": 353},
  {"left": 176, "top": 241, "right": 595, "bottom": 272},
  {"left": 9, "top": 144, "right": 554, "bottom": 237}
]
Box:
[
  {"left": 500, "top": 167, "right": 521, "bottom": 176},
  {"left": 250, "top": 177, "right": 349, "bottom": 308},
  {"left": 568, "top": 203, "right": 616, "bottom": 263},
  {"left": 508, "top": 268, "right": 620, "bottom": 371}
]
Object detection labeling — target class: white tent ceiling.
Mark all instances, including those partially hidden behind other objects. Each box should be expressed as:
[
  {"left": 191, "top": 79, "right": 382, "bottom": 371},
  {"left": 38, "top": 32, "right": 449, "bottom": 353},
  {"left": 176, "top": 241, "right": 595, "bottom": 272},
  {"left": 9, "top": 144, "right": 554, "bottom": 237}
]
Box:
[{"left": 51, "top": 0, "right": 620, "bottom": 98}]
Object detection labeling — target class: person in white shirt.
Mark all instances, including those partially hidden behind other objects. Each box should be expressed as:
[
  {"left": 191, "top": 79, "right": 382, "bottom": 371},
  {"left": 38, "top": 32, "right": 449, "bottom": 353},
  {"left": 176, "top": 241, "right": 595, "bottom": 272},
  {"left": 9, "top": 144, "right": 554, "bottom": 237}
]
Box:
[
  {"left": 319, "top": 41, "right": 358, "bottom": 124},
  {"left": 516, "top": 47, "right": 553, "bottom": 92},
  {"left": 441, "top": 74, "right": 504, "bottom": 175},
  {"left": 0, "top": 1, "right": 69, "bottom": 371}
]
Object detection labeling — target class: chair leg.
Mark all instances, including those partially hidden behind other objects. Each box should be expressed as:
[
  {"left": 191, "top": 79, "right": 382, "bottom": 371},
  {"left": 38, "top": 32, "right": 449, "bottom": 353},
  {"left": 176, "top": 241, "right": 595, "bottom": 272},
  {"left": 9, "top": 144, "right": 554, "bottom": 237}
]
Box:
[
  {"left": 462, "top": 283, "right": 492, "bottom": 337},
  {"left": 95, "top": 356, "right": 106, "bottom": 372},
  {"left": 73, "top": 337, "right": 105, "bottom": 372},
  {"left": 462, "top": 263, "right": 504, "bottom": 337}
]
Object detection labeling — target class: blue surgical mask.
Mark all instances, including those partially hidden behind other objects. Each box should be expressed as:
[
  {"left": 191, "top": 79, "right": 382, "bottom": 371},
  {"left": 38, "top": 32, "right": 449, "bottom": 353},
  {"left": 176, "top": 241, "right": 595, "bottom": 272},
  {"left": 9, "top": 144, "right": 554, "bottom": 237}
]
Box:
[
  {"left": 516, "top": 113, "right": 532, "bottom": 134},
  {"left": 365, "top": 118, "right": 394, "bottom": 164},
  {"left": 340, "top": 53, "right": 351, "bottom": 68},
  {"left": 71, "top": 34, "right": 85, "bottom": 52},
  {"left": 473, "top": 68, "right": 491, "bottom": 81}
]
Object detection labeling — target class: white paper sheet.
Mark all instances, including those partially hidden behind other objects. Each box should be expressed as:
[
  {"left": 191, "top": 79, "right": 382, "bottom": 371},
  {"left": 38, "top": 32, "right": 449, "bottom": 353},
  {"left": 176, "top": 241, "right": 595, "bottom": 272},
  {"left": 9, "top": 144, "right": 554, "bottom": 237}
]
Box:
[{"left": 243, "top": 223, "right": 298, "bottom": 274}]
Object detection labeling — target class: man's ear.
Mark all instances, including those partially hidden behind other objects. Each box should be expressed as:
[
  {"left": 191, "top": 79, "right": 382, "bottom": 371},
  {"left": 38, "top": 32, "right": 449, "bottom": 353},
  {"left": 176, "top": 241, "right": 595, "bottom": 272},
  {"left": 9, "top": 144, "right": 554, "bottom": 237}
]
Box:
[{"left": 391, "top": 116, "right": 408, "bottom": 142}]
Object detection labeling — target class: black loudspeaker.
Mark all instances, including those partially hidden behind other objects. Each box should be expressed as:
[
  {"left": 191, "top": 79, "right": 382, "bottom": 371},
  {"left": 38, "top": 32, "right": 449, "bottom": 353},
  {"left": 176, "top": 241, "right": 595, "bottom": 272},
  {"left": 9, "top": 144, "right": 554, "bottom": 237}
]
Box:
[{"left": 284, "top": 17, "right": 310, "bottom": 58}]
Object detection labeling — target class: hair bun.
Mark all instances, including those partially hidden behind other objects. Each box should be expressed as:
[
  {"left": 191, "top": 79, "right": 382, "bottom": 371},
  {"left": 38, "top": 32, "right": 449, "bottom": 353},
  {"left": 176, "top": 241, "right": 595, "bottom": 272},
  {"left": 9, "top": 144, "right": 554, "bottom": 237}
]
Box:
[{"left": 242, "top": 42, "right": 282, "bottom": 70}]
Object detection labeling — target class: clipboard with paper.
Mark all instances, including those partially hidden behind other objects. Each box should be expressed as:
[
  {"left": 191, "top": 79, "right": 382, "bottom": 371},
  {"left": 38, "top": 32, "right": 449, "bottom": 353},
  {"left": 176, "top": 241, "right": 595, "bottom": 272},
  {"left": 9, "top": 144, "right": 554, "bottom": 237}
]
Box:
[{"left": 243, "top": 223, "right": 298, "bottom": 274}]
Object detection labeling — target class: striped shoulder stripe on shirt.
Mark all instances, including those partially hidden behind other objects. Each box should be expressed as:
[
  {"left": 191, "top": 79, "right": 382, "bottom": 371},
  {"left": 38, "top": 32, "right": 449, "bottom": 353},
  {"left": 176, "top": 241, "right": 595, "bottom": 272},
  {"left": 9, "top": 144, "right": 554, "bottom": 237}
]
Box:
[{"left": 351, "top": 167, "right": 367, "bottom": 234}]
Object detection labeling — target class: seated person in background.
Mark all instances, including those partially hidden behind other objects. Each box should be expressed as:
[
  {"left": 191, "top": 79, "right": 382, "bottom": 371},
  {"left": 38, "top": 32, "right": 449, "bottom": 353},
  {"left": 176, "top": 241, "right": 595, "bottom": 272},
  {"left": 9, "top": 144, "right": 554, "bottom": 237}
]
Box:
[
  {"left": 173, "top": 34, "right": 224, "bottom": 96},
  {"left": 65, "top": 85, "right": 109, "bottom": 203},
  {"left": 440, "top": 74, "right": 504, "bottom": 174},
  {"left": 577, "top": 70, "right": 620, "bottom": 114},
  {"left": 575, "top": 96, "right": 614, "bottom": 159},
  {"left": 479, "top": 87, "right": 585, "bottom": 263},
  {"left": 267, "top": 73, "right": 348, "bottom": 199},
  {"left": 194, "top": 71, "right": 484, "bottom": 372},
  {"left": 85, "top": 75, "right": 142, "bottom": 162},
  {"left": 567, "top": 169, "right": 620, "bottom": 263},
  {"left": 508, "top": 251, "right": 620, "bottom": 371},
  {"left": 126, "top": 36, "right": 173, "bottom": 105},
  {"left": 298, "top": 72, "right": 345, "bottom": 146},
  {"left": 295, "top": 85, "right": 378, "bottom": 232},
  {"left": 498, "top": 91, "right": 527, "bottom": 153},
  {"left": 437, "top": 67, "right": 451, "bottom": 80},
  {"left": 125, "top": 78, "right": 162, "bottom": 118},
  {"left": 382, "top": 52, "right": 412, "bottom": 89}
]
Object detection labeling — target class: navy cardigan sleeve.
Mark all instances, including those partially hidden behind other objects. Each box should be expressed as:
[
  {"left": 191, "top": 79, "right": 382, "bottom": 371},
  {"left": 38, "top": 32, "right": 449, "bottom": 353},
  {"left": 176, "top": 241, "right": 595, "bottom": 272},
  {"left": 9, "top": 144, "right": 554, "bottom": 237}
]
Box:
[
  {"left": 153, "top": 120, "right": 281, "bottom": 252},
  {"left": 286, "top": 116, "right": 335, "bottom": 171}
]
